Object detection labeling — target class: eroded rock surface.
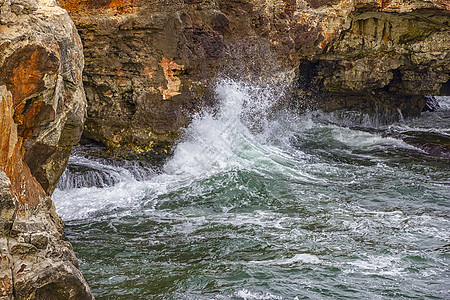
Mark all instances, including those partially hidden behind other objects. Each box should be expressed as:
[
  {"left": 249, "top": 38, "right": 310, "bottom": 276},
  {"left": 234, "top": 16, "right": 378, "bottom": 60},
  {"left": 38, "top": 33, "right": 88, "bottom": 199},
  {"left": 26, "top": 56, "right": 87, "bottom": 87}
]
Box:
[
  {"left": 59, "top": 0, "right": 450, "bottom": 157},
  {"left": 295, "top": 0, "right": 450, "bottom": 120},
  {"left": 58, "top": 0, "right": 224, "bottom": 158},
  {"left": 0, "top": 0, "right": 92, "bottom": 298}
]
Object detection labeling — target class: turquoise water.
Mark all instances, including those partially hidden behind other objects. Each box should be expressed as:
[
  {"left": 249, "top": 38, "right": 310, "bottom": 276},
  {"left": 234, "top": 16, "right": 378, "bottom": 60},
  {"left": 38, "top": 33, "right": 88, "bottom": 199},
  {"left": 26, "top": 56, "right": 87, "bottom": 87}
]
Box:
[{"left": 54, "top": 80, "right": 449, "bottom": 299}]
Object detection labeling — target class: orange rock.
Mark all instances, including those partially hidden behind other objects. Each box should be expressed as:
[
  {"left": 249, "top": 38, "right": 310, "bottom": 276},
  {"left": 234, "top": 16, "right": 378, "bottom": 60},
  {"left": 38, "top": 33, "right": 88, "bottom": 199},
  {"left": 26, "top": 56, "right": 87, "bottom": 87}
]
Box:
[
  {"left": 144, "top": 67, "right": 154, "bottom": 78},
  {"left": 0, "top": 45, "right": 59, "bottom": 105},
  {"left": 0, "top": 86, "right": 44, "bottom": 208},
  {"left": 0, "top": 275, "right": 13, "bottom": 297},
  {"left": 0, "top": 0, "right": 92, "bottom": 298},
  {"left": 59, "top": 0, "right": 139, "bottom": 14},
  {"left": 159, "top": 58, "right": 184, "bottom": 100}
]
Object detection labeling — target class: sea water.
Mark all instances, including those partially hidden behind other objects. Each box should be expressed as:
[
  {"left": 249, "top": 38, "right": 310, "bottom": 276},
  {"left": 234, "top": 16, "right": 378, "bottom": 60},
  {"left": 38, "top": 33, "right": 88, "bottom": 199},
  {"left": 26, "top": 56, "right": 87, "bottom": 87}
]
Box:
[{"left": 54, "top": 79, "right": 450, "bottom": 299}]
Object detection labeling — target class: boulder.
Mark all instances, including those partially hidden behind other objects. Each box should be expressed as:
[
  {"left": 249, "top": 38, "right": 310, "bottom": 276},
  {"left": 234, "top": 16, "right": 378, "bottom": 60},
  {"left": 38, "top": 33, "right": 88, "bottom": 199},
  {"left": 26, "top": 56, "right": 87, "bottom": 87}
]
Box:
[{"left": 0, "top": 0, "right": 93, "bottom": 298}]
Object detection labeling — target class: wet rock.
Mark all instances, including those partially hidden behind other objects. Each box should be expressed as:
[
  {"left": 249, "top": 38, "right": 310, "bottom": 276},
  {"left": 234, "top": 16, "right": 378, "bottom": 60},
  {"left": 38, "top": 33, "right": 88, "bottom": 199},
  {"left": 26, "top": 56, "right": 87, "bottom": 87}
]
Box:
[
  {"left": 58, "top": 0, "right": 308, "bottom": 158},
  {"left": 400, "top": 131, "right": 450, "bottom": 159},
  {"left": 422, "top": 96, "right": 441, "bottom": 112},
  {"left": 0, "top": 0, "right": 93, "bottom": 298},
  {"left": 294, "top": 1, "right": 450, "bottom": 119},
  {"left": 58, "top": 0, "right": 222, "bottom": 158}
]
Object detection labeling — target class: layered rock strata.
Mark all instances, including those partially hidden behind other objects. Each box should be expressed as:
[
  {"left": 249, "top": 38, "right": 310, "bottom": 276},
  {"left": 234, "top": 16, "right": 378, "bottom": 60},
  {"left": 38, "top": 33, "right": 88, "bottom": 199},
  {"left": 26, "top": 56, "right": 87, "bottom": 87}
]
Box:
[
  {"left": 0, "top": 0, "right": 93, "bottom": 298},
  {"left": 295, "top": 0, "right": 450, "bottom": 120},
  {"left": 60, "top": 0, "right": 450, "bottom": 158}
]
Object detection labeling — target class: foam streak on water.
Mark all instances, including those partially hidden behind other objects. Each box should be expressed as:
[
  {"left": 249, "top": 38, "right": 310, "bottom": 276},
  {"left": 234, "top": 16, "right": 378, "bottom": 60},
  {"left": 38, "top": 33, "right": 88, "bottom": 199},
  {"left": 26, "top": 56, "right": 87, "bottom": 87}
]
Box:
[{"left": 54, "top": 82, "right": 450, "bottom": 299}]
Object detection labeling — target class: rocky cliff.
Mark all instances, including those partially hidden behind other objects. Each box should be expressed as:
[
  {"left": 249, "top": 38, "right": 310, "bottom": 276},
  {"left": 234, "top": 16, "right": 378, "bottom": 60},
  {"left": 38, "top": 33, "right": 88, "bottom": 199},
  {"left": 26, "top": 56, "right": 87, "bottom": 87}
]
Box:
[
  {"left": 0, "top": 0, "right": 92, "bottom": 298},
  {"left": 295, "top": 0, "right": 450, "bottom": 121},
  {"left": 58, "top": 0, "right": 224, "bottom": 158},
  {"left": 59, "top": 0, "right": 449, "bottom": 158}
]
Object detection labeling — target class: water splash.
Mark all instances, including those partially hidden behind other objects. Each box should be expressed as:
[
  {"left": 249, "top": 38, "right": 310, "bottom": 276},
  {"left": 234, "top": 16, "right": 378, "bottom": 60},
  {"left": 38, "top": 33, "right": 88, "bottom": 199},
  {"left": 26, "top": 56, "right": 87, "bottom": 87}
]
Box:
[
  {"left": 165, "top": 78, "right": 289, "bottom": 177},
  {"left": 54, "top": 79, "right": 447, "bottom": 220}
]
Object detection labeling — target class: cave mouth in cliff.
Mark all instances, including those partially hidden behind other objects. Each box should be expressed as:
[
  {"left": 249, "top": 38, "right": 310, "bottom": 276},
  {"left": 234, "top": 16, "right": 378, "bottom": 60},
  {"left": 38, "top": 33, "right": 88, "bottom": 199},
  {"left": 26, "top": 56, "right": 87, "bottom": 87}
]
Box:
[
  {"left": 79, "top": 136, "right": 107, "bottom": 148},
  {"left": 440, "top": 79, "right": 450, "bottom": 95}
]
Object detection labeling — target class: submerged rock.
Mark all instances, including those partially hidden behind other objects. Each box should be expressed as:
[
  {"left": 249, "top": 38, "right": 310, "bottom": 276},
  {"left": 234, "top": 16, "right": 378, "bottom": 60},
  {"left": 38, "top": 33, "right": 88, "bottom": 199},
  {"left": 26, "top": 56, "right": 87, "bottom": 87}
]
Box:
[
  {"left": 400, "top": 131, "right": 450, "bottom": 159},
  {"left": 0, "top": 0, "right": 93, "bottom": 298}
]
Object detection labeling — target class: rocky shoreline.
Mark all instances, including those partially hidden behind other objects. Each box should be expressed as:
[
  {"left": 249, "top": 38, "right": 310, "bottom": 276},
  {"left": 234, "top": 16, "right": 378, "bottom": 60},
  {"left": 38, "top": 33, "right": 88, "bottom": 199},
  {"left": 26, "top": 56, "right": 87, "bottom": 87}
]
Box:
[{"left": 0, "top": 0, "right": 449, "bottom": 298}]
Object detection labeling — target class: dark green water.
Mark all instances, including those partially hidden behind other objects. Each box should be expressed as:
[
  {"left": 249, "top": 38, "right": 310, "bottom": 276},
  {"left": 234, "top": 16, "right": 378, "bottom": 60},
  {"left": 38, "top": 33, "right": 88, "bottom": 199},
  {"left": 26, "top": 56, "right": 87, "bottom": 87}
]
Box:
[{"left": 54, "top": 81, "right": 449, "bottom": 299}]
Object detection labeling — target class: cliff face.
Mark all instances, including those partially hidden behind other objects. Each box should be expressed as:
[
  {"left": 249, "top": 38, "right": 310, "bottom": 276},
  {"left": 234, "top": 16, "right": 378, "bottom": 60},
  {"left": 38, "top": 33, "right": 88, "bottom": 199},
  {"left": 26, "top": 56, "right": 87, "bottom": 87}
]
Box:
[
  {"left": 59, "top": 0, "right": 450, "bottom": 157},
  {"left": 0, "top": 0, "right": 93, "bottom": 298},
  {"left": 295, "top": 0, "right": 450, "bottom": 120},
  {"left": 58, "top": 0, "right": 226, "bottom": 158},
  {"left": 58, "top": 0, "right": 317, "bottom": 158}
]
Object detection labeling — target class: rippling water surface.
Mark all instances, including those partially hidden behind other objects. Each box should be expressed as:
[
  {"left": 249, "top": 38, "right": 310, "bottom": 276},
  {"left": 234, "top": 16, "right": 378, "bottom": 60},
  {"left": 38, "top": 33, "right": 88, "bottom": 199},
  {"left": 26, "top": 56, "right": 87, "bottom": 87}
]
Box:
[{"left": 54, "top": 80, "right": 449, "bottom": 299}]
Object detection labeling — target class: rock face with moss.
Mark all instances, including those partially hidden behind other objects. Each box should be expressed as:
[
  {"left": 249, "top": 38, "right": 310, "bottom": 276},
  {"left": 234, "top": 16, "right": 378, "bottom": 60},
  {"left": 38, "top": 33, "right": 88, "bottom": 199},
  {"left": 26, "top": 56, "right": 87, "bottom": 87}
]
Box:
[
  {"left": 0, "top": 0, "right": 93, "bottom": 298},
  {"left": 60, "top": 0, "right": 450, "bottom": 158}
]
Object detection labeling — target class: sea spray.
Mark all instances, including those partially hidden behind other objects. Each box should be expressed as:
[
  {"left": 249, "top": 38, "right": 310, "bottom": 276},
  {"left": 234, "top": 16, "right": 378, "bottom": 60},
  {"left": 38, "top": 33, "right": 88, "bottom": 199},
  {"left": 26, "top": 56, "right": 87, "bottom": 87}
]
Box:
[{"left": 165, "top": 78, "right": 291, "bottom": 178}]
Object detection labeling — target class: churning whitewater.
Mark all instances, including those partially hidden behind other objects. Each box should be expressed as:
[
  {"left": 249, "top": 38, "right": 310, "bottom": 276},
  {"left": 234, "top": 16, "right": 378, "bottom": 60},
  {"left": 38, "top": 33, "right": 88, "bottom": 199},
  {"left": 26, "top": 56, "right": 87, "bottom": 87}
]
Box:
[{"left": 54, "top": 79, "right": 450, "bottom": 299}]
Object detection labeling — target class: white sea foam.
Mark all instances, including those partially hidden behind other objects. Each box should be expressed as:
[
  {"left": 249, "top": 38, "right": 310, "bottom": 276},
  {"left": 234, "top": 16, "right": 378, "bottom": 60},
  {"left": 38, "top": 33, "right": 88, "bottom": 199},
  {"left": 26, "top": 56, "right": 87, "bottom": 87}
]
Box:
[
  {"left": 49, "top": 78, "right": 450, "bottom": 300},
  {"left": 345, "top": 255, "right": 405, "bottom": 276},
  {"left": 53, "top": 181, "right": 148, "bottom": 220},
  {"left": 333, "top": 127, "right": 415, "bottom": 150},
  {"left": 250, "top": 254, "right": 322, "bottom": 266},
  {"left": 236, "top": 289, "right": 283, "bottom": 300},
  {"left": 435, "top": 96, "right": 450, "bottom": 109},
  {"left": 55, "top": 79, "right": 290, "bottom": 219},
  {"left": 164, "top": 78, "right": 287, "bottom": 178}
]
